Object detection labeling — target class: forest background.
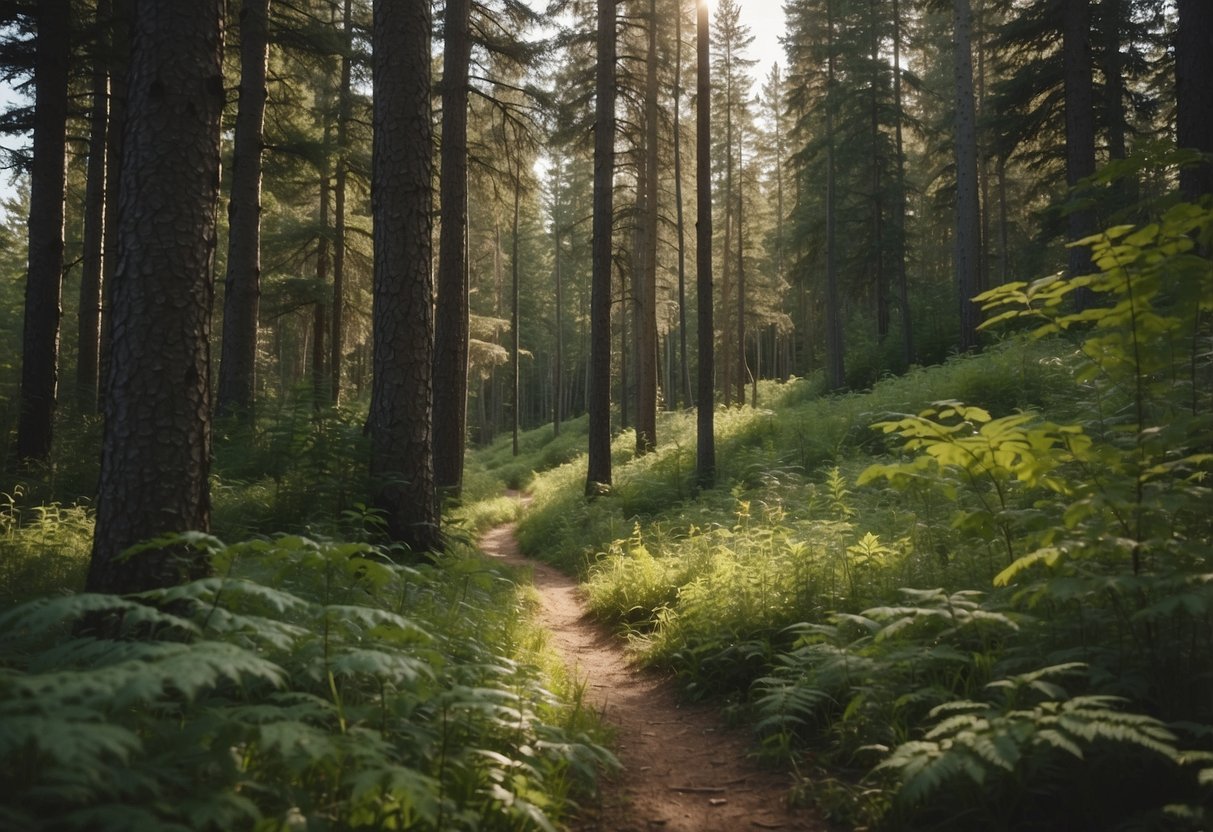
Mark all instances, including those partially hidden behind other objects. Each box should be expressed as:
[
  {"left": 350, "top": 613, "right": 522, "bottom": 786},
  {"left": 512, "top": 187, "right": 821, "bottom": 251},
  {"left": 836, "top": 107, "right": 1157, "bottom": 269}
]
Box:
[{"left": 0, "top": 0, "right": 1211, "bottom": 830}]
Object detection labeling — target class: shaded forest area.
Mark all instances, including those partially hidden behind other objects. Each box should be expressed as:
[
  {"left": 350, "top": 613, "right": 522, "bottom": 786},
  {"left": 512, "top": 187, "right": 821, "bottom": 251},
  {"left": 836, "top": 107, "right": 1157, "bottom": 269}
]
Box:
[{"left": 1, "top": 0, "right": 1211, "bottom": 829}]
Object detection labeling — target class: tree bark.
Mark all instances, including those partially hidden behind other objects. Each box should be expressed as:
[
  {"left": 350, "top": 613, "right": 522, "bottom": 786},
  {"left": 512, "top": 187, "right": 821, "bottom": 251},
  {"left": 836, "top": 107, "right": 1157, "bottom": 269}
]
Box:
[
  {"left": 433, "top": 0, "right": 471, "bottom": 491},
  {"left": 1062, "top": 0, "right": 1096, "bottom": 282},
  {"left": 369, "top": 0, "right": 441, "bottom": 552},
  {"left": 674, "top": 0, "right": 691, "bottom": 408},
  {"left": 1178, "top": 0, "right": 1213, "bottom": 200},
  {"left": 953, "top": 0, "right": 982, "bottom": 351},
  {"left": 77, "top": 0, "right": 112, "bottom": 414},
  {"left": 330, "top": 0, "right": 353, "bottom": 405},
  {"left": 824, "top": 0, "right": 845, "bottom": 388},
  {"left": 892, "top": 0, "right": 913, "bottom": 364},
  {"left": 17, "top": 0, "right": 70, "bottom": 464},
  {"left": 696, "top": 0, "right": 715, "bottom": 489},
  {"left": 87, "top": 0, "right": 225, "bottom": 594},
  {"left": 217, "top": 0, "right": 270, "bottom": 423},
  {"left": 586, "top": 0, "right": 616, "bottom": 495},
  {"left": 635, "top": 0, "right": 659, "bottom": 454}
]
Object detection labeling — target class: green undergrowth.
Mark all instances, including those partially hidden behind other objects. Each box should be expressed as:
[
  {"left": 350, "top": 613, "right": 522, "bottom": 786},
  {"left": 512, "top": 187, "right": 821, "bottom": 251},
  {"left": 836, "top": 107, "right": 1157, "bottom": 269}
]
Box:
[
  {"left": 502, "top": 198, "right": 1213, "bottom": 829},
  {"left": 0, "top": 533, "right": 614, "bottom": 831}
]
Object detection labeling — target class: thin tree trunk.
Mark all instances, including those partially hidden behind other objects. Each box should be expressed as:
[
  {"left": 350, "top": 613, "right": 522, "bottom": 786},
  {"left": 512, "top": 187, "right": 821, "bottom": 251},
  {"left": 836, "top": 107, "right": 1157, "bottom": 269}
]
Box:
[
  {"left": 434, "top": 0, "right": 471, "bottom": 489},
  {"left": 586, "top": 0, "right": 616, "bottom": 495},
  {"left": 554, "top": 215, "right": 563, "bottom": 436},
  {"left": 331, "top": 0, "right": 353, "bottom": 405},
  {"left": 17, "top": 0, "right": 69, "bottom": 464},
  {"left": 736, "top": 141, "right": 747, "bottom": 407},
  {"left": 696, "top": 0, "right": 715, "bottom": 489},
  {"left": 98, "top": 0, "right": 130, "bottom": 414},
  {"left": 893, "top": 0, "right": 913, "bottom": 364},
  {"left": 674, "top": 0, "right": 691, "bottom": 408},
  {"left": 77, "top": 0, "right": 111, "bottom": 414},
  {"left": 870, "top": 0, "right": 888, "bottom": 342},
  {"left": 824, "top": 0, "right": 845, "bottom": 389},
  {"left": 87, "top": 0, "right": 225, "bottom": 593},
  {"left": 511, "top": 152, "right": 521, "bottom": 457},
  {"left": 1062, "top": 0, "right": 1096, "bottom": 284},
  {"left": 217, "top": 0, "right": 270, "bottom": 422},
  {"left": 635, "top": 0, "right": 659, "bottom": 454},
  {"left": 953, "top": 0, "right": 982, "bottom": 351}
]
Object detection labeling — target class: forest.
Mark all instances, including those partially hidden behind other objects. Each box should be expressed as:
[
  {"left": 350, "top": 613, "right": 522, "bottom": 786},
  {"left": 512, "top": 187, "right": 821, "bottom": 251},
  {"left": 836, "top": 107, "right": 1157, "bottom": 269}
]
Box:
[{"left": 0, "top": 0, "right": 1211, "bottom": 829}]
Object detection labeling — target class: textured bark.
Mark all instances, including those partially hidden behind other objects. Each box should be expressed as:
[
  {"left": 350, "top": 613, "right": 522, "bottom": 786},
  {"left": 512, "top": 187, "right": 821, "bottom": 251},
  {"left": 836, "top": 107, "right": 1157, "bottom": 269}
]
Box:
[
  {"left": 369, "top": 0, "right": 440, "bottom": 552},
  {"left": 674, "top": 2, "right": 691, "bottom": 408},
  {"left": 1178, "top": 0, "right": 1213, "bottom": 200},
  {"left": 586, "top": 0, "right": 615, "bottom": 495},
  {"left": 736, "top": 143, "right": 747, "bottom": 407},
  {"left": 217, "top": 0, "right": 270, "bottom": 422},
  {"left": 87, "top": 0, "right": 225, "bottom": 594},
  {"left": 98, "top": 0, "right": 131, "bottom": 413},
  {"left": 330, "top": 0, "right": 353, "bottom": 405},
  {"left": 634, "top": 0, "right": 659, "bottom": 454},
  {"left": 953, "top": 0, "right": 982, "bottom": 352},
  {"left": 695, "top": 0, "right": 715, "bottom": 489},
  {"left": 77, "top": 0, "right": 112, "bottom": 413},
  {"left": 510, "top": 157, "right": 521, "bottom": 458},
  {"left": 824, "top": 0, "right": 845, "bottom": 389},
  {"left": 554, "top": 215, "right": 563, "bottom": 436},
  {"left": 1062, "top": 0, "right": 1096, "bottom": 282},
  {"left": 892, "top": 0, "right": 913, "bottom": 364},
  {"left": 433, "top": 0, "right": 471, "bottom": 491},
  {"left": 17, "top": 0, "right": 69, "bottom": 464}
]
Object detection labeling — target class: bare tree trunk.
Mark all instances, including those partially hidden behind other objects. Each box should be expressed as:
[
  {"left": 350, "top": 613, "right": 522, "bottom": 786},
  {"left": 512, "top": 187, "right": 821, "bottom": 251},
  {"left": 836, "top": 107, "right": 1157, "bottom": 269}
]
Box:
[
  {"left": 634, "top": 0, "right": 659, "bottom": 454},
  {"left": 824, "top": 0, "right": 845, "bottom": 389},
  {"left": 217, "top": 0, "right": 271, "bottom": 422},
  {"left": 77, "top": 0, "right": 112, "bottom": 414},
  {"left": 331, "top": 0, "right": 353, "bottom": 404},
  {"left": 17, "top": 0, "right": 69, "bottom": 464},
  {"left": 586, "top": 0, "right": 616, "bottom": 495},
  {"left": 554, "top": 213, "right": 563, "bottom": 436},
  {"left": 1062, "top": 0, "right": 1096, "bottom": 285},
  {"left": 369, "top": 0, "right": 440, "bottom": 553},
  {"left": 1178, "top": 0, "right": 1213, "bottom": 200},
  {"left": 893, "top": 0, "right": 913, "bottom": 364},
  {"left": 696, "top": 0, "right": 715, "bottom": 489},
  {"left": 434, "top": 0, "right": 471, "bottom": 489},
  {"left": 87, "top": 0, "right": 225, "bottom": 593},
  {"left": 98, "top": 0, "right": 130, "bottom": 414},
  {"left": 510, "top": 152, "right": 521, "bottom": 457},
  {"left": 674, "top": 0, "right": 691, "bottom": 407},
  {"left": 953, "top": 0, "right": 982, "bottom": 351},
  {"left": 736, "top": 140, "right": 748, "bottom": 407}
]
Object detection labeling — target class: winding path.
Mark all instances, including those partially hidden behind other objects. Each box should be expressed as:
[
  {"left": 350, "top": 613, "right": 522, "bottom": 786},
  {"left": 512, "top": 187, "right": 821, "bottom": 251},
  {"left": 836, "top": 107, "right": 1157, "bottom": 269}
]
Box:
[{"left": 479, "top": 519, "right": 824, "bottom": 832}]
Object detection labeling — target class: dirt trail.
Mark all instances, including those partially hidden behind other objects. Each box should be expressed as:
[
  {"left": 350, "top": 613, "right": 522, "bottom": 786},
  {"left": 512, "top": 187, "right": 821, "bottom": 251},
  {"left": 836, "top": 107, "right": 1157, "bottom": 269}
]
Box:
[{"left": 479, "top": 518, "right": 824, "bottom": 832}]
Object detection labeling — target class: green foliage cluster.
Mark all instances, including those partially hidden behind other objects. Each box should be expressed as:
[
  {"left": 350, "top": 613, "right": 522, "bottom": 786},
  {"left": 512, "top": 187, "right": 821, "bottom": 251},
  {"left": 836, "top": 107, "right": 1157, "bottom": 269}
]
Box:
[
  {"left": 0, "top": 485, "right": 92, "bottom": 603},
  {"left": 509, "top": 198, "right": 1213, "bottom": 829},
  {"left": 0, "top": 533, "right": 612, "bottom": 831}
]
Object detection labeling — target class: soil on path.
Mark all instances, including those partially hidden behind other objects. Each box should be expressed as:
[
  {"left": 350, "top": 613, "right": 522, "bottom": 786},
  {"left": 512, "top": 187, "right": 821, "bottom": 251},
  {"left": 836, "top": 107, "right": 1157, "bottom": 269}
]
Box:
[{"left": 479, "top": 517, "right": 825, "bottom": 832}]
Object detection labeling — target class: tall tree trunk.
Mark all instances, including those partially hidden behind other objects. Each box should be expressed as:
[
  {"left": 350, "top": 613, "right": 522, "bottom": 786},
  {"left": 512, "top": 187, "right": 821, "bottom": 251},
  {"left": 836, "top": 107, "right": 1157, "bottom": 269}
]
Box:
[
  {"left": 217, "top": 0, "right": 271, "bottom": 423},
  {"left": 17, "top": 0, "right": 70, "bottom": 464},
  {"left": 635, "top": 0, "right": 659, "bottom": 454},
  {"left": 586, "top": 0, "right": 616, "bottom": 495},
  {"left": 674, "top": 0, "right": 691, "bottom": 408},
  {"left": 510, "top": 153, "right": 521, "bottom": 458},
  {"left": 720, "top": 87, "right": 735, "bottom": 406},
  {"left": 554, "top": 214, "right": 563, "bottom": 436},
  {"left": 313, "top": 138, "right": 331, "bottom": 405},
  {"left": 953, "top": 0, "right": 982, "bottom": 351},
  {"left": 869, "top": 0, "right": 888, "bottom": 342},
  {"left": 892, "top": 0, "right": 913, "bottom": 364},
  {"left": 331, "top": 0, "right": 353, "bottom": 405},
  {"left": 98, "top": 0, "right": 130, "bottom": 414},
  {"left": 1178, "top": 0, "right": 1213, "bottom": 200},
  {"left": 1062, "top": 0, "right": 1096, "bottom": 283},
  {"left": 87, "top": 0, "right": 225, "bottom": 593},
  {"left": 824, "top": 0, "right": 845, "bottom": 389},
  {"left": 77, "top": 0, "right": 112, "bottom": 414},
  {"left": 369, "top": 0, "right": 440, "bottom": 553},
  {"left": 434, "top": 0, "right": 471, "bottom": 490},
  {"left": 736, "top": 140, "right": 747, "bottom": 407},
  {"left": 696, "top": 0, "right": 715, "bottom": 489}
]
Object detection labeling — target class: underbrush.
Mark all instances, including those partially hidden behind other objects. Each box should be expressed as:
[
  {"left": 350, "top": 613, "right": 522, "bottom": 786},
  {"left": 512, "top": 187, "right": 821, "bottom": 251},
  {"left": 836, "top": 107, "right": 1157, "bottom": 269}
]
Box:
[
  {"left": 0, "top": 533, "right": 613, "bottom": 831},
  {"left": 511, "top": 198, "right": 1213, "bottom": 829}
]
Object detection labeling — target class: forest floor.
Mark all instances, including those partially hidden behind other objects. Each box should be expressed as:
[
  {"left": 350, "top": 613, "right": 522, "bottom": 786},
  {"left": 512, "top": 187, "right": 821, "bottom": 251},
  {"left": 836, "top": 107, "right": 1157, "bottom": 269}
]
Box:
[{"left": 480, "top": 508, "right": 825, "bottom": 832}]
